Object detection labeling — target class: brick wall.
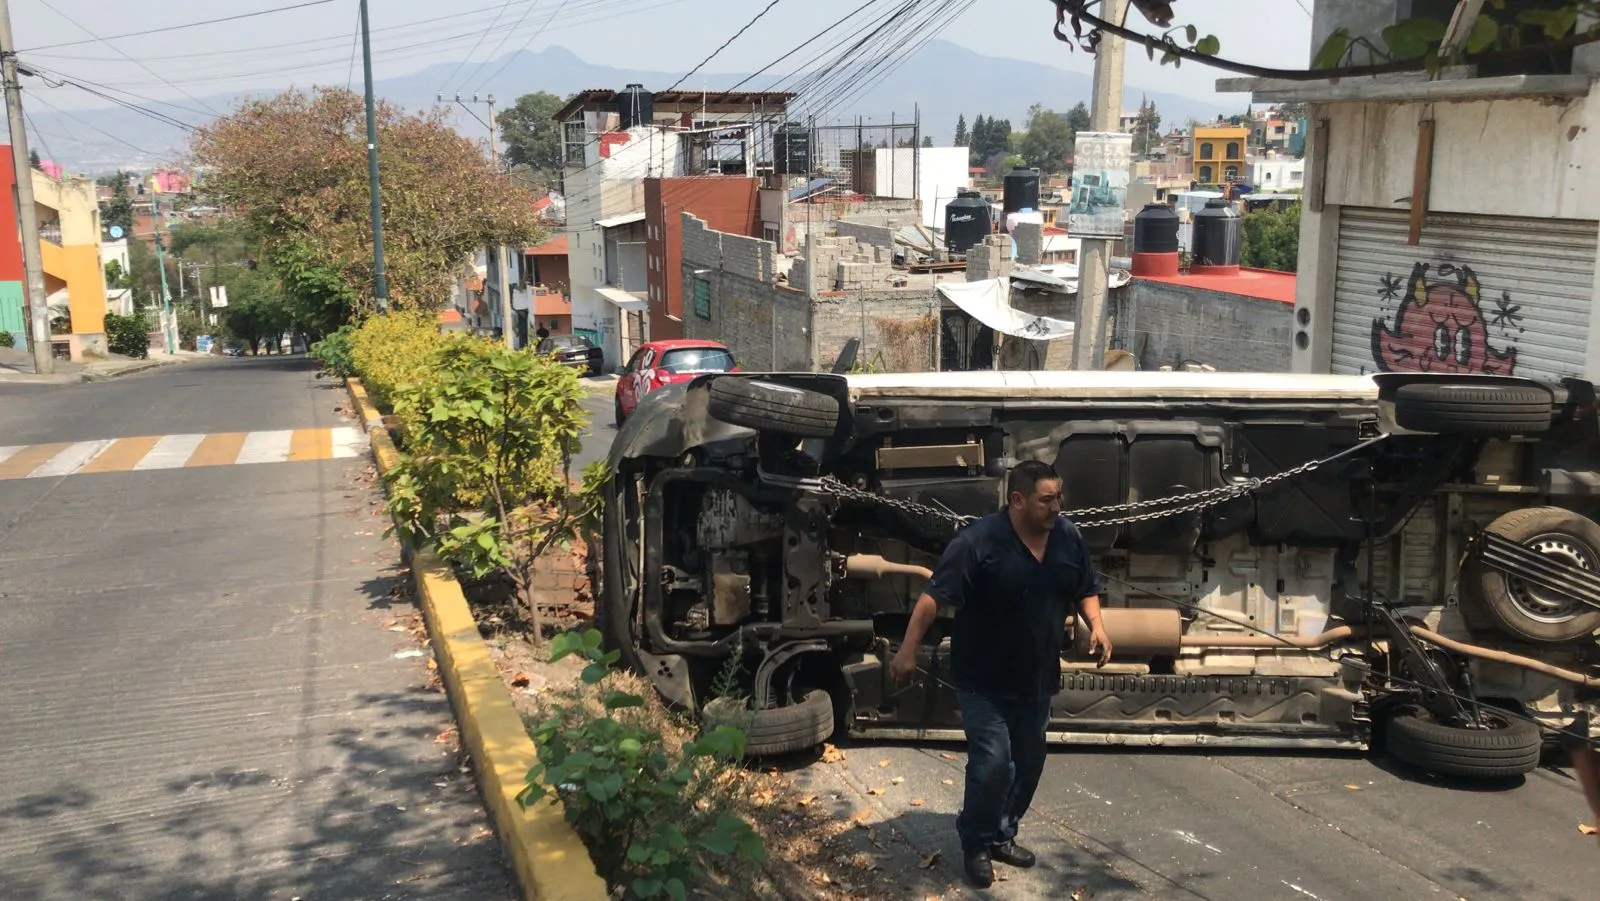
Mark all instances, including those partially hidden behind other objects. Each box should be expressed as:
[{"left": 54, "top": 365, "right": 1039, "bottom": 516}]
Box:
[
  {"left": 681, "top": 212, "right": 775, "bottom": 283},
  {"left": 811, "top": 288, "right": 941, "bottom": 372},
  {"left": 680, "top": 263, "right": 810, "bottom": 371},
  {"left": 831, "top": 219, "right": 897, "bottom": 254},
  {"left": 1126, "top": 279, "right": 1291, "bottom": 371}
]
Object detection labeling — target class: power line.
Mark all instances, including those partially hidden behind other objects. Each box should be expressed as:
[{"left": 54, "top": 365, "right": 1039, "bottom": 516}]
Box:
[
  {"left": 22, "top": 108, "right": 56, "bottom": 167},
  {"left": 29, "top": 90, "right": 159, "bottom": 156},
  {"left": 36, "top": 0, "right": 223, "bottom": 116},
  {"left": 436, "top": 0, "right": 523, "bottom": 94},
  {"left": 665, "top": 0, "right": 788, "bottom": 93},
  {"left": 346, "top": 1, "right": 361, "bottom": 90},
  {"left": 472, "top": 0, "right": 574, "bottom": 91},
  {"left": 23, "top": 63, "right": 209, "bottom": 122},
  {"left": 18, "top": 0, "right": 341, "bottom": 53}
]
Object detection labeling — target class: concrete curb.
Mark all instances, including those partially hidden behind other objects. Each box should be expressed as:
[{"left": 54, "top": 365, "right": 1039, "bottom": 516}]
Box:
[
  {"left": 83, "top": 359, "right": 173, "bottom": 382},
  {"left": 346, "top": 377, "right": 608, "bottom": 901}
]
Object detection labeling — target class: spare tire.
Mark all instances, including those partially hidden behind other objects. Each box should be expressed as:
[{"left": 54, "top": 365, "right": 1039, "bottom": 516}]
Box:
[
  {"left": 707, "top": 378, "right": 839, "bottom": 438},
  {"left": 1386, "top": 706, "right": 1542, "bottom": 779},
  {"left": 1392, "top": 382, "right": 1552, "bottom": 435},
  {"left": 1462, "top": 506, "right": 1600, "bottom": 644},
  {"left": 701, "top": 688, "right": 835, "bottom": 757}
]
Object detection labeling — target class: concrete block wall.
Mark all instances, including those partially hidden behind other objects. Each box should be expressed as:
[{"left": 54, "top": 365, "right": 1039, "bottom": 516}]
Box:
[
  {"left": 1126, "top": 279, "right": 1292, "bottom": 372},
  {"left": 966, "top": 234, "right": 1013, "bottom": 282},
  {"left": 681, "top": 212, "right": 776, "bottom": 284},
  {"left": 810, "top": 288, "right": 941, "bottom": 372},
  {"left": 1013, "top": 222, "right": 1043, "bottom": 266},
  {"left": 833, "top": 218, "right": 898, "bottom": 254},
  {"left": 792, "top": 235, "right": 893, "bottom": 294},
  {"left": 680, "top": 263, "right": 810, "bottom": 371}
]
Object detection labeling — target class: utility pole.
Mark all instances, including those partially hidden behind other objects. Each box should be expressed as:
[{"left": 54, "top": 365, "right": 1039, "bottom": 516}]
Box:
[
  {"left": 0, "top": 2, "right": 52, "bottom": 374},
  {"left": 1072, "top": 0, "right": 1127, "bottom": 371},
  {"left": 359, "top": 0, "right": 387, "bottom": 310},
  {"left": 153, "top": 194, "right": 174, "bottom": 354},
  {"left": 440, "top": 91, "right": 513, "bottom": 347}
]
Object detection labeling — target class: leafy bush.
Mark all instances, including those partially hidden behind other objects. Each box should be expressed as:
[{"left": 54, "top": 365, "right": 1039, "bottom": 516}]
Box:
[
  {"left": 0, "top": 330, "right": 13, "bottom": 348},
  {"left": 519, "top": 630, "right": 765, "bottom": 900},
  {"left": 308, "top": 324, "right": 356, "bottom": 378},
  {"left": 1240, "top": 201, "right": 1301, "bottom": 273},
  {"left": 104, "top": 312, "right": 150, "bottom": 359},
  {"left": 348, "top": 309, "right": 448, "bottom": 412},
  {"left": 384, "top": 341, "right": 606, "bottom": 635}
]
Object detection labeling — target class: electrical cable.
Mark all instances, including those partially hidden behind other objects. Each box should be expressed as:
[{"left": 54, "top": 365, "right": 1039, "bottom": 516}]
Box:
[
  {"left": 436, "top": 0, "right": 523, "bottom": 94},
  {"left": 663, "top": 0, "right": 788, "bottom": 93},
  {"left": 22, "top": 63, "right": 212, "bottom": 121},
  {"left": 28, "top": 90, "right": 159, "bottom": 156},
  {"left": 37, "top": 0, "right": 223, "bottom": 115},
  {"left": 472, "top": 0, "right": 575, "bottom": 93},
  {"left": 17, "top": 0, "right": 341, "bottom": 53},
  {"left": 346, "top": 0, "right": 361, "bottom": 91},
  {"left": 21, "top": 108, "right": 57, "bottom": 169}
]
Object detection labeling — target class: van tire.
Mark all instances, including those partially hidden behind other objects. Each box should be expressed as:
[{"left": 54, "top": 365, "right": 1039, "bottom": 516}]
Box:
[
  {"left": 1386, "top": 706, "right": 1542, "bottom": 779},
  {"left": 708, "top": 378, "right": 839, "bottom": 438},
  {"left": 1392, "top": 383, "right": 1552, "bottom": 435},
  {"left": 702, "top": 689, "right": 835, "bottom": 757},
  {"left": 1462, "top": 506, "right": 1600, "bottom": 644}
]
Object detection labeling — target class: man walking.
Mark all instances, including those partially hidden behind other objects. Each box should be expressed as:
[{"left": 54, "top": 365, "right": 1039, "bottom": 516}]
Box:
[{"left": 890, "top": 460, "right": 1112, "bottom": 888}]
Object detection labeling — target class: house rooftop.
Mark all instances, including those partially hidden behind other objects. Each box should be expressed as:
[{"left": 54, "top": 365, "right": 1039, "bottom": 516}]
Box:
[
  {"left": 1136, "top": 267, "right": 1297, "bottom": 305},
  {"left": 525, "top": 234, "right": 568, "bottom": 256},
  {"left": 553, "top": 89, "right": 797, "bottom": 122}
]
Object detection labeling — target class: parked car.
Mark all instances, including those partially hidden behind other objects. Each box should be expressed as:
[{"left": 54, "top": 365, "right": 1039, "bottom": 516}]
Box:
[
  {"left": 602, "top": 368, "right": 1600, "bottom": 775},
  {"left": 613, "top": 340, "right": 737, "bottom": 427},
  {"left": 535, "top": 334, "right": 603, "bottom": 375}
]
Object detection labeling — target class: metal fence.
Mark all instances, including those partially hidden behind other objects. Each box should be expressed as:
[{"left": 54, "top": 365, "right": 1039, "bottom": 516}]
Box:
[{"left": 803, "top": 119, "right": 922, "bottom": 197}]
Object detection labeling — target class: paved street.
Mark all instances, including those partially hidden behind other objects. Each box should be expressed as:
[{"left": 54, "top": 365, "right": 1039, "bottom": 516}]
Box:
[
  {"left": 579, "top": 397, "right": 1598, "bottom": 901},
  {"left": 0, "top": 358, "right": 511, "bottom": 900}
]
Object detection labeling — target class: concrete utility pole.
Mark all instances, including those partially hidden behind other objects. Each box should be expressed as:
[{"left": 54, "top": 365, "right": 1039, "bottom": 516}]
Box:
[
  {"left": 442, "top": 91, "right": 513, "bottom": 347},
  {"left": 359, "top": 0, "right": 388, "bottom": 311},
  {"left": 153, "top": 194, "right": 175, "bottom": 354},
  {"left": 1072, "top": 0, "right": 1127, "bottom": 371},
  {"left": 0, "top": 1, "right": 53, "bottom": 374}
]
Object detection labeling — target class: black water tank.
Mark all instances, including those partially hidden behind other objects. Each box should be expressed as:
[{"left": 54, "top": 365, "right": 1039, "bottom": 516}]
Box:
[
  {"left": 1002, "top": 167, "right": 1040, "bottom": 218},
  {"left": 1191, "top": 198, "right": 1242, "bottom": 267},
  {"left": 617, "top": 83, "right": 652, "bottom": 130},
  {"left": 1132, "top": 202, "right": 1180, "bottom": 254},
  {"left": 774, "top": 122, "right": 811, "bottom": 176},
  {"left": 945, "top": 190, "right": 991, "bottom": 255}
]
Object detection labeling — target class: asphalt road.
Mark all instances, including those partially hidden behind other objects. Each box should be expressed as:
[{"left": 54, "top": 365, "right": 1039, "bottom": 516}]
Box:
[
  {"left": 580, "top": 390, "right": 1599, "bottom": 901},
  {"left": 0, "top": 357, "right": 512, "bottom": 901}
]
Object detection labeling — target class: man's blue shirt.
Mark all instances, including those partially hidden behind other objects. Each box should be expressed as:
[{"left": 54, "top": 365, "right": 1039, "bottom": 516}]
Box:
[{"left": 925, "top": 511, "right": 1102, "bottom": 698}]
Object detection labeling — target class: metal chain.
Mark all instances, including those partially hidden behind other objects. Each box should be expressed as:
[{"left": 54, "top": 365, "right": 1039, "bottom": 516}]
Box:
[{"left": 776, "top": 439, "right": 1367, "bottom": 531}]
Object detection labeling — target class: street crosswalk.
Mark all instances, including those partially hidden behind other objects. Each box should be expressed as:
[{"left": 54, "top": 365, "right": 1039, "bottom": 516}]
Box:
[{"left": 0, "top": 427, "right": 368, "bottom": 481}]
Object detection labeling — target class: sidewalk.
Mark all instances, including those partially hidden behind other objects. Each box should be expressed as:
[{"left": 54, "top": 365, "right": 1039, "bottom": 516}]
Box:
[{"left": 0, "top": 348, "right": 212, "bottom": 384}]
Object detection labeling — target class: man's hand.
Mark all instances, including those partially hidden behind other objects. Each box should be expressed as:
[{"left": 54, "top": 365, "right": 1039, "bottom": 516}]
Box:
[
  {"left": 1087, "top": 619, "right": 1113, "bottom": 665},
  {"left": 889, "top": 647, "right": 919, "bottom": 685}
]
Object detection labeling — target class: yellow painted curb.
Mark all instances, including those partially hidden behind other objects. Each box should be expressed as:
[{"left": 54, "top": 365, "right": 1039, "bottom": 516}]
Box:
[{"left": 347, "top": 378, "right": 608, "bottom": 901}]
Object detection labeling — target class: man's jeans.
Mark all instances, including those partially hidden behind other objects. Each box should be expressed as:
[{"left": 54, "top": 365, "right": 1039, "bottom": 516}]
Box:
[{"left": 955, "top": 689, "right": 1052, "bottom": 851}]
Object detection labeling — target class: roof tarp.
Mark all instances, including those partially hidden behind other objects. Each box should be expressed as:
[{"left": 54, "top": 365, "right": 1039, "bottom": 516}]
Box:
[{"left": 937, "top": 277, "right": 1075, "bottom": 341}]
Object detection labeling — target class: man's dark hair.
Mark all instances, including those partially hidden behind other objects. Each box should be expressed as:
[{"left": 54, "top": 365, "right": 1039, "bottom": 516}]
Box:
[{"left": 1007, "top": 460, "right": 1060, "bottom": 500}]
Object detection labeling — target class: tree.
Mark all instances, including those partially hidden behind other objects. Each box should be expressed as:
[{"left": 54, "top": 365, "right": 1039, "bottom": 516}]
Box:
[
  {"left": 495, "top": 91, "right": 567, "bottom": 179},
  {"left": 102, "top": 194, "right": 133, "bottom": 234},
  {"left": 954, "top": 114, "right": 968, "bottom": 147},
  {"left": 921, "top": 135, "right": 933, "bottom": 148},
  {"left": 1240, "top": 201, "right": 1301, "bottom": 272},
  {"left": 191, "top": 87, "right": 541, "bottom": 319},
  {"left": 1133, "top": 98, "right": 1163, "bottom": 156},
  {"left": 28, "top": 149, "right": 40, "bottom": 169},
  {"left": 1066, "top": 102, "right": 1092, "bottom": 134},
  {"left": 1019, "top": 104, "right": 1073, "bottom": 173}
]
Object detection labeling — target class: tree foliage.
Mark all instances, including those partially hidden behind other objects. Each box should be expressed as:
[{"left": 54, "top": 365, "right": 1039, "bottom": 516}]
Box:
[
  {"left": 954, "top": 113, "right": 968, "bottom": 147},
  {"left": 496, "top": 91, "right": 567, "bottom": 179},
  {"left": 1019, "top": 104, "right": 1073, "bottom": 173},
  {"left": 967, "top": 114, "right": 1013, "bottom": 166},
  {"left": 104, "top": 312, "right": 148, "bottom": 358},
  {"left": 1132, "top": 98, "right": 1162, "bottom": 156},
  {"left": 1240, "top": 201, "right": 1301, "bottom": 273},
  {"left": 191, "top": 87, "right": 543, "bottom": 317},
  {"left": 1066, "top": 101, "right": 1092, "bottom": 134}
]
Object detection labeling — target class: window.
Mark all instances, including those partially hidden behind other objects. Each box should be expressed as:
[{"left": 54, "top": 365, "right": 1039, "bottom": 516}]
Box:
[
  {"left": 1224, "top": 165, "right": 1238, "bottom": 181},
  {"left": 1290, "top": 170, "right": 1304, "bottom": 183},
  {"left": 1226, "top": 142, "right": 1240, "bottom": 159},
  {"left": 1198, "top": 166, "right": 1213, "bottom": 183},
  {"left": 563, "top": 121, "right": 586, "bottom": 167},
  {"left": 659, "top": 346, "right": 735, "bottom": 374},
  {"left": 1198, "top": 142, "right": 1213, "bottom": 160},
  {"left": 693, "top": 277, "right": 711, "bottom": 320}
]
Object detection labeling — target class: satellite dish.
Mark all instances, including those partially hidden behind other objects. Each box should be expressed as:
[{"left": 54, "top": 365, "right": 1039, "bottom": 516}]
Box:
[{"left": 109, "top": 225, "right": 124, "bottom": 238}]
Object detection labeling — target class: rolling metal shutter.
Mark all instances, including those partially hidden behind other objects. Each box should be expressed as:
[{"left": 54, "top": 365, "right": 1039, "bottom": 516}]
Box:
[{"left": 1332, "top": 208, "right": 1596, "bottom": 381}]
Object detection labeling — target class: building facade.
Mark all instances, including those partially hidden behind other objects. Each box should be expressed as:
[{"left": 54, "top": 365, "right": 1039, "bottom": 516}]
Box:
[
  {"left": 1191, "top": 124, "right": 1250, "bottom": 185},
  {"left": 1, "top": 152, "right": 109, "bottom": 359},
  {"left": 643, "top": 176, "right": 760, "bottom": 342}
]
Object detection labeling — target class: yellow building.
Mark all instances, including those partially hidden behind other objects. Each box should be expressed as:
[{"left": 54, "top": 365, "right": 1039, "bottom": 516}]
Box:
[
  {"left": 1191, "top": 125, "right": 1249, "bottom": 186},
  {"left": 34, "top": 170, "right": 107, "bottom": 359}
]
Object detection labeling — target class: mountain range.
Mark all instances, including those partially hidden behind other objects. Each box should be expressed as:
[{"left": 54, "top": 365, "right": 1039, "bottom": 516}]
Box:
[{"left": 29, "top": 40, "right": 1239, "bottom": 174}]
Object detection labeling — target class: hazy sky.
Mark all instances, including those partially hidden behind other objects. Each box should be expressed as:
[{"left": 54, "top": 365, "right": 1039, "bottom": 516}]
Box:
[{"left": 12, "top": 0, "right": 1313, "bottom": 116}]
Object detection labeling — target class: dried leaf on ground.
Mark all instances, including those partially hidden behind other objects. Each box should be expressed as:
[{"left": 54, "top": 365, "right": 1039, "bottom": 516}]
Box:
[
  {"left": 821, "top": 744, "right": 846, "bottom": 763},
  {"left": 878, "top": 758, "right": 891, "bottom": 767},
  {"left": 1344, "top": 783, "right": 1362, "bottom": 790},
  {"left": 866, "top": 787, "right": 884, "bottom": 796},
  {"left": 910, "top": 798, "right": 924, "bottom": 807},
  {"left": 941, "top": 778, "right": 955, "bottom": 786},
  {"left": 1071, "top": 886, "right": 1094, "bottom": 900},
  {"left": 939, "top": 752, "right": 958, "bottom": 760},
  {"left": 919, "top": 850, "right": 941, "bottom": 869},
  {"left": 1581, "top": 823, "right": 1597, "bottom": 835},
  {"left": 797, "top": 795, "right": 819, "bottom": 807},
  {"left": 510, "top": 671, "right": 531, "bottom": 687},
  {"left": 891, "top": 776, "right": 905, "bottom": 785}
]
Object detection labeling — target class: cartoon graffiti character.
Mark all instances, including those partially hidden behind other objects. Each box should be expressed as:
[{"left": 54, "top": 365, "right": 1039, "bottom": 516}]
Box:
[{"left": 1371, "top": 262, "right": 1517, "bottom": 375}]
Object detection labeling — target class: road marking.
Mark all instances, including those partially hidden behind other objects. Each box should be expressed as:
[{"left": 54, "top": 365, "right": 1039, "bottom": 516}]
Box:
[
  {"left": 28, "top": 440, "right": 113, "bottom": 478},
  {"left": 0, "top": 427, "right": 367, "bottom": 481},
  {"left": 80, "top": 435, "right": 163, "bottom": 474},
  {"left": 133, "top": 434, "right": 208, "bottom": 471},
  {"left": 185, "top": 432, "right": 249, "bottom": 468},
  {"left": 0, "top": 443, "right": 71, "bottom": 479}
]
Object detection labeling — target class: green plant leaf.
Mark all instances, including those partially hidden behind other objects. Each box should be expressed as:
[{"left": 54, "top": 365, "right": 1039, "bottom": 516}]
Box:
[
  {"left": 1195, "top": 34, "right": 1219, "bottom": 56},
  {"left": 631, "top": 877, "right": 663, "bottom": 898},
  {"left": 664, "top": 878, "right": 687, "bottom": 901},
  {"left": 699, "top": 828, "right": 738, "bottom": 856},
  {"left": 1383, "top": 18, "right": 1446, "bottom": 60},
  {"left": 604, "top": 691, "right": 646, "bottom": 711},
  {"left": 626, "top": 842, "right": 652, "bottom": 864},
  {"left": 1465, "top": 13, "right": 1500, "bottom": 53},
  {"left": 582, "top": 628, "right": 603, "bottom": 650},
  {"left": 1184, "top": 23, "right": 1197, "bottom": 43},
  {"left": 1312, "top": 27, "right": 1351, "bottom": 69}
]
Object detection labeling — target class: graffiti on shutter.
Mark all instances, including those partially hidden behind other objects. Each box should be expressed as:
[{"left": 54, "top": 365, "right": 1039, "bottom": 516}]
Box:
[{"left": 1372, "top": 262, "right": 1518, "bottom": 375}]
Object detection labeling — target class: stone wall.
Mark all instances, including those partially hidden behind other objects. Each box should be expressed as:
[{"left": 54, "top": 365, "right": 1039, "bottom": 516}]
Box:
[{"left": 1126, "top": 278, "right": 1292, "bottom": 371}]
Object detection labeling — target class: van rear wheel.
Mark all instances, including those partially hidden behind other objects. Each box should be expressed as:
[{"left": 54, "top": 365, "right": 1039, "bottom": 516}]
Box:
[
  {"left": 1385, "top": 706, "right": 1542, "bottom": 779},
  {"left": 701, "top": 689, "right": 835, "bottom": 758}
]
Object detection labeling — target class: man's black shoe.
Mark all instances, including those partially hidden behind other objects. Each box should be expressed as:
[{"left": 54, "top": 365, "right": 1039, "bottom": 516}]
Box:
[
  {"left": 991, "top": 840, "right": 1036, "bottom": 868},
  {"left": 963, "top": 846, "right": 994, "bottom": 887}
]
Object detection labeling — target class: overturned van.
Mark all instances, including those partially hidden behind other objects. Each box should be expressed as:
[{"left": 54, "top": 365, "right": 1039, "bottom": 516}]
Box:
[{"left": 600, "top": 369, "right": 1600, "bottom": 778}]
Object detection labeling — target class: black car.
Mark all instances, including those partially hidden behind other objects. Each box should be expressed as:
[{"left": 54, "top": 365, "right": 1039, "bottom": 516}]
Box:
[{"left": 535, "top": 334, "right": 603, "bottom": 375}]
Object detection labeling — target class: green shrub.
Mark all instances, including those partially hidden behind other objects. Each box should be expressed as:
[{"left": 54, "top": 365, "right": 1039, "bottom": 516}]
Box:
[
  {"left": 0, "top": 330, "right": 13, "bottom": 348},
  {"left": 104, "top": 312, "right": 150, "bottom": 359},
  {"left": 348, "top": 309, "right": 448, "bottom": 412},
  {"left": 519, "top": 630, "right": 765, "bottom": 900},
  {"left": 384, "top": 341, "right": 603, "bottom": 633},
  {"left": 308, "top": 325, "right": 356, "bottom": 378}
]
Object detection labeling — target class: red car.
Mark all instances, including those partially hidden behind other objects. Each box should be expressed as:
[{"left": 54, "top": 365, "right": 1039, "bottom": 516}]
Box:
[{"left": 614, "top": 340, "right": 738, "bottom": 426}]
